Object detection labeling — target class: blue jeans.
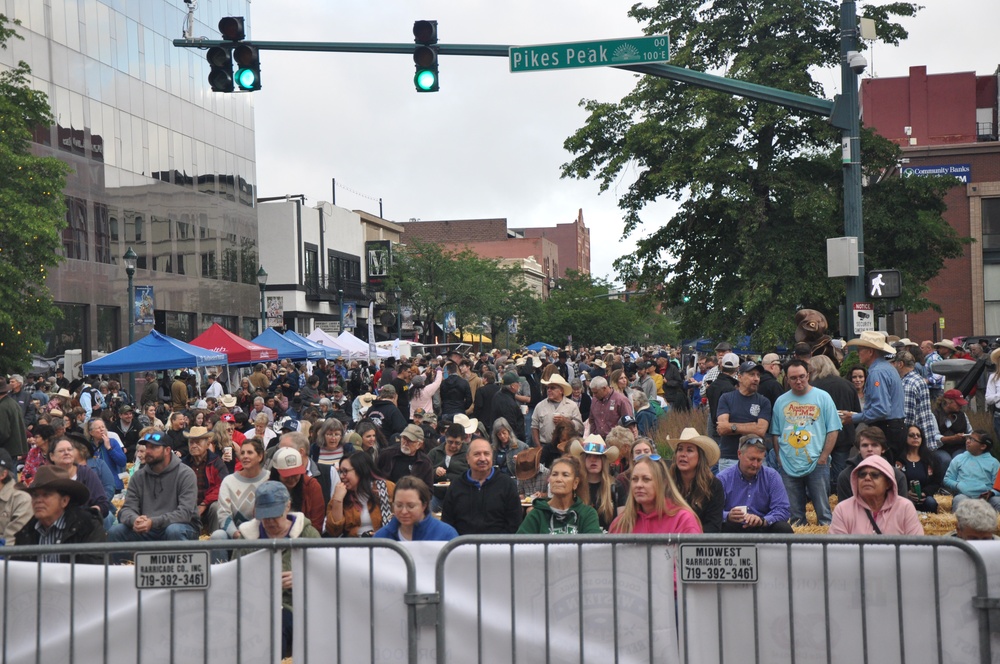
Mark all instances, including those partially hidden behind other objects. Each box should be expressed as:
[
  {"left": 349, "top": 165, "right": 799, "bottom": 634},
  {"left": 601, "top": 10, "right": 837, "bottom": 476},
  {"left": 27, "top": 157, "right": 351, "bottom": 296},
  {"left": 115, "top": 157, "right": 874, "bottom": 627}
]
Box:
[
  {"left": 716, "top": 458, "right": 738, "bottom": 474},
  {"left": 952, "top": 493, "right": 1000, "bottom": 513},
  {"left": 780, "top": 463, "right": 832, "bottom": 526},
  {"left": 829, "top": 450, "right": 850, "bottom": 492},
  {"left": 107, "top": 522, "right": 199, "bottom": 564},
  {"left": 932, "top": 448, "right": 963, "bottom": 479}
]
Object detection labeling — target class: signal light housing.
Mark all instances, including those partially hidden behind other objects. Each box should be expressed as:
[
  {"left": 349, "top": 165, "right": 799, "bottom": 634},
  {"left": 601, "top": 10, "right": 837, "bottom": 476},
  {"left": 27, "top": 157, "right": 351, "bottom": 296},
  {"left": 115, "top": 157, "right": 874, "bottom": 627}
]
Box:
[
  {"left": 413, "top": 20, "right": 439, "bottom": 93},
  {"left": 234, "top": 43, "right": 261, "bottom": 91},
  {"left": 206, "top": 46, "right": 234, "bottom": 93},
  {"left": 218, "top": 16, "right": 246, "bottom": 42}
]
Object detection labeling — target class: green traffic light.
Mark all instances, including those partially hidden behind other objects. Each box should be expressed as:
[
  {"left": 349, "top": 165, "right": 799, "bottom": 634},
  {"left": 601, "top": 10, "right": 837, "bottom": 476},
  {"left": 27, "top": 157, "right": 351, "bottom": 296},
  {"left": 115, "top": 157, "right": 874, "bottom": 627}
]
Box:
[
  {"left": 236, "top": 68, "right": 257, "bottom": 90},
  {"left": 415, "top": 69, "right": 437, "bottom": 91}
]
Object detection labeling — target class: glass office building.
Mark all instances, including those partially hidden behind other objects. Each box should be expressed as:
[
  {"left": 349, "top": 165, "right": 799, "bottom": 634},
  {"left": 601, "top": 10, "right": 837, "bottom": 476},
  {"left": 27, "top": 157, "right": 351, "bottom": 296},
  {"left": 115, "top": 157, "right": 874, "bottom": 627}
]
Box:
[{"left": 1, "top": 0, "right": 261, "bottom": 362}]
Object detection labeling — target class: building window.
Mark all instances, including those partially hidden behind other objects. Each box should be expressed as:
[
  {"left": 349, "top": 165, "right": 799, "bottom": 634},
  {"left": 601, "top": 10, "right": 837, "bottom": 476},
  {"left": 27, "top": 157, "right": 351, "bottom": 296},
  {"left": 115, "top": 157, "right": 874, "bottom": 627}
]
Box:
[
  {"left": 96, "top": 306, "right": 120, "bottom": 353},
  {"left": 305, "top": 247, "right": 319, "bottom": 286},
  {"left": 94, "top": 203, "right": 112, "bottom": 264},
  {"left": 63, "top": 197, "right": 89, "bottom": 260},
  {"left": 982, "top": 199, "right": 1000, "bottom": 335},
  {"left": 222, "top": 248, "right": 238, "bottom": 282},
  {"left": 202, "top": 251, "right": 217, "bottom": 278},
  {"left": 201, "top": 314, "right": 238, "bottom": 334},
  {"left": 984, "top": 198, "right": 1000, "bottom": 250},
  {"left": 44, "top": 303, "right": 87, "bottom": 357}
]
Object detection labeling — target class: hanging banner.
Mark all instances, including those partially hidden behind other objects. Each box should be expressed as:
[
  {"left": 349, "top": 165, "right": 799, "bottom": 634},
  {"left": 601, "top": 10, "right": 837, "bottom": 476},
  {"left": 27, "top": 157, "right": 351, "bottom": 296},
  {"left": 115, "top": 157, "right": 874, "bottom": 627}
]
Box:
[
  {"left": 507, "top": 317, "right": 518, "bottom": 334},
  {"left": 266, "top": 296, "right": 284, "bottom": 328},
  {"left": 443, "top": 311, "right": 457, "bottom": 335},
  {"left": 400, "top": 305, "right": 414, "bottom": 332},
  {"left": 367, "top": 302, "right": 377, "bottom": 361},
  {"left": 134, "top": 286, "right": 154, "bottom": 325},
  {"left": 342, "top": 301, "right": 357, "bottom": 330},
  {"left": 365, "top": 240, "right": 391, "bottom": 291}
]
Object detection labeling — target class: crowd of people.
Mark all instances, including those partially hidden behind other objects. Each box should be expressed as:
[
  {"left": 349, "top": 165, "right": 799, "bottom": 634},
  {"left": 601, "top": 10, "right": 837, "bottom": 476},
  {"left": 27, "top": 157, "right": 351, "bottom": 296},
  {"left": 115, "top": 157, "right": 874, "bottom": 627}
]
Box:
[{"left": 0, "top": 336, "right": 997, "bottom": 549}]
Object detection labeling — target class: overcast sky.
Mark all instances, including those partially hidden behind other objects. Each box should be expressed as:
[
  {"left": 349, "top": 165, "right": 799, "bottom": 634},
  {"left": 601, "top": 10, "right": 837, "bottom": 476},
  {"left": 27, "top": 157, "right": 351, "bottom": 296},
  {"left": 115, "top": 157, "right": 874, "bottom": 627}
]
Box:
[{"left": 249, "top": 1, "right": 1000, "bottom": 283}]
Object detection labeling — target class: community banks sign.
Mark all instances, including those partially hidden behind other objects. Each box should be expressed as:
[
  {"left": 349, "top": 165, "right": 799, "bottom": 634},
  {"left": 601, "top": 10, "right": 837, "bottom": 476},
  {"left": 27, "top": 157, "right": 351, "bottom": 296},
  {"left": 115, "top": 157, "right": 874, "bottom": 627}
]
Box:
[{"left": 902, "top": 163, "right": 971, "bottom": 183}]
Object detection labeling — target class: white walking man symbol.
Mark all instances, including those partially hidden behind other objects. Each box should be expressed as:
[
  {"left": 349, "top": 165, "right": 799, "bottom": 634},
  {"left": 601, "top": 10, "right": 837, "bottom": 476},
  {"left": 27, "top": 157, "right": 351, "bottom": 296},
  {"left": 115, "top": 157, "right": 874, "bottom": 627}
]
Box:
[{"left": 870, "top": 273, "right": 885, "bottom": 297}]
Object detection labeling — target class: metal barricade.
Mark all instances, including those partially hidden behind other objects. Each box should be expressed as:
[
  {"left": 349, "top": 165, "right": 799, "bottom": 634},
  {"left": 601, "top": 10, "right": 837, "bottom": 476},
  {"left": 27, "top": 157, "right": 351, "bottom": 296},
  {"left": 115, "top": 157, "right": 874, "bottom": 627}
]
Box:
[
  {"left": 0, "top": 539, "right": 417, "bottom": 664},
  {"left": 1, "top": 535, "right": 996, "bottom": 663}
]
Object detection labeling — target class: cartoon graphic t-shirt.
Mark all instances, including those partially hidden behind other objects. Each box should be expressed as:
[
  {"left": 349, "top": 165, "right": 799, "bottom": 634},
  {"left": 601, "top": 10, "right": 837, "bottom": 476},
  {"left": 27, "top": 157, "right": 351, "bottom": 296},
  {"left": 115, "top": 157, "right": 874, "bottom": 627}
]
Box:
[{"left": 770, "top": 387, "right": 842, "bottom": 477}]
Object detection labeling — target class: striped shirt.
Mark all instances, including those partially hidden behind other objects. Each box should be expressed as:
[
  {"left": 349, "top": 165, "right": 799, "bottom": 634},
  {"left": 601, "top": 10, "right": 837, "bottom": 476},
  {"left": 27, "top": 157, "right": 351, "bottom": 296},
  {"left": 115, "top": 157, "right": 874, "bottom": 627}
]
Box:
[{"left": 35, "top": 514, "right": 68, "bottom": 563}]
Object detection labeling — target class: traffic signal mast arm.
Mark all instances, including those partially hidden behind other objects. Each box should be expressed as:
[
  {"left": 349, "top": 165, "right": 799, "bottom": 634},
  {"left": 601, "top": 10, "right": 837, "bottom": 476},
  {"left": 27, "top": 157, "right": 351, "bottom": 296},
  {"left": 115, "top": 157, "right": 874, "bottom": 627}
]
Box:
[{"left": 174, "top": 38, "right": 843, "bottom": 126}]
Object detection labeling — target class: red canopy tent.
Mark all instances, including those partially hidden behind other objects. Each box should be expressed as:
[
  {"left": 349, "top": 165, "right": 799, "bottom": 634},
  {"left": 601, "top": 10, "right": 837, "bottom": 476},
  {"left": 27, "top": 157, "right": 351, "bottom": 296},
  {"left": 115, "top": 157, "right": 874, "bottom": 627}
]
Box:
[{"left": 189, "top": 323, "right": 279, "bottom": 365}]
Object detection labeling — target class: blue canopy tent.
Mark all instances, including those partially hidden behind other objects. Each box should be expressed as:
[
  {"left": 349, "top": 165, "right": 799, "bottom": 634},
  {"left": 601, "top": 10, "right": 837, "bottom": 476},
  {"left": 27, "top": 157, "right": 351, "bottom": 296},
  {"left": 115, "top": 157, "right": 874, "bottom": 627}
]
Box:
[
  {"left": 690, "top": 336, "right": 788, "bottom": 356},
  {"left": 252, "top": 328, "right": 324, "bottom": 360},
  {"left": 525, "top": 341, "right": 559, "bottom": 352},
  {"left": 284, "top": 330, "right": 341, "bottom": 359},
  {"left": 82, "top": 330, "right": 228, "bottom": 374}
]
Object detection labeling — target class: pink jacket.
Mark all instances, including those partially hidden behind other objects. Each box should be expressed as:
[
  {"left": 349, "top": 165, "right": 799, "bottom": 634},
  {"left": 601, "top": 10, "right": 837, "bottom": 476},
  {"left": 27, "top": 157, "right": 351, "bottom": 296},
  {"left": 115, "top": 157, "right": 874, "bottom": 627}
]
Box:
[
  {"left": 609, "top": 500, "right": 703, "bottom": 534},
  {"left": 408, "top": 369, "right": 443, "bottom": 420},
  {"left": 829, "top": 455, "right": 923, "bottom": 536}
]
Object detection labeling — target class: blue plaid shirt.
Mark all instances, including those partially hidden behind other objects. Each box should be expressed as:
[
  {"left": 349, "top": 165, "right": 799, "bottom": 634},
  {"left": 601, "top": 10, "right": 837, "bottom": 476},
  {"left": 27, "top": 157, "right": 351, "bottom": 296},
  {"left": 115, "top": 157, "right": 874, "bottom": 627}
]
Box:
[{"left": 901, "top": 369, "right": 941, "bottom": 449}]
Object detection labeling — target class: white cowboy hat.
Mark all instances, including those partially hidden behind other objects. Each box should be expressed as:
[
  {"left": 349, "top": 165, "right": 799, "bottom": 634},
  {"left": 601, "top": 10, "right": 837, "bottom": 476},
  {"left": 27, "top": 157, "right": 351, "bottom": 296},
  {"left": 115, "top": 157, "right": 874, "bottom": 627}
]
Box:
[
  {"left": 540, "top": 373, "right": 572, "bottom": 396},
  {"left": 570, "top": 434, "right": 620, "bottom": 463},
  {"left": 452, "top": 413, "right": 480, "bottom": 435},
  {"left": 845, "top": 331, "right": 895, "bottom": 354},
  {"left": 933, "top": 339, "right": 956, "bottom": 352}
]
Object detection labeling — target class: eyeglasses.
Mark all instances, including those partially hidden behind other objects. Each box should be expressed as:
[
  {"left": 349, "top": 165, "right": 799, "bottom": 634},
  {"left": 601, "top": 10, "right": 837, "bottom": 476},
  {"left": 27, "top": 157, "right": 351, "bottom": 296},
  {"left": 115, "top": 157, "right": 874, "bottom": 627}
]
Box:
[
  {"left": 857, "top": 470, "right": 884, "bottom": 480},
  {"left": 634, "top": 453, "right": 662, "bottom": 462},
  {"left": 338, "top": 467, "right": 354, "bottom": 477}
]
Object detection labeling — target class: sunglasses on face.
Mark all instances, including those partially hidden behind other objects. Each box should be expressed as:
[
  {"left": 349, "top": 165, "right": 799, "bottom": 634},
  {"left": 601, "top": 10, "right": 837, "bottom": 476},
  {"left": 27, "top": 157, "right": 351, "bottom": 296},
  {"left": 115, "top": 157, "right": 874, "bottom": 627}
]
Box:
[{"left": 857, "top": 470, "right": 884, "bottom": 480}]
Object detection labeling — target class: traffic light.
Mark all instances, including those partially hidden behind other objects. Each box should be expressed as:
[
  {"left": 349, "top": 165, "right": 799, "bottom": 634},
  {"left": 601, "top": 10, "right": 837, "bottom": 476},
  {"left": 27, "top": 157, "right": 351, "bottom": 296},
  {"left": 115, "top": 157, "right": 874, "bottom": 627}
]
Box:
[
  {"left": 412, "top": 20, "right": 439, "bottom": 92},
  {"left": 206, "top": 46, "right": 234, "bottom": 92},
  {"left": 208, "top": 17, "right": 260, "bottom": 93},
  {"left": 234, "top": 43, "right": 261, "bottom": 91}
]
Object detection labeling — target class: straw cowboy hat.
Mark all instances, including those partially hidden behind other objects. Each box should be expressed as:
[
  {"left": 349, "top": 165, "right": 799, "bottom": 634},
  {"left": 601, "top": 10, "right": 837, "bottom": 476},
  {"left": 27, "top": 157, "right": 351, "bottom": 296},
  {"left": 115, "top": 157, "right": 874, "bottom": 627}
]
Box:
[
  {"left": 845, "top": 331, "right": 895, "bottom": 354},
  {"left": 183, "top": 426, "right": 213, "bottom": 440},
  {"left": 540, "top": 373, "right": 572, "bottom": 396},
  {"left": 220, "top": 394, "right": 237, "bottom": 408},
  {"left": 570, "top": 435, "right": 620, "bottom": 463},
  {"left": 515, "top": 356, "right": 542, "bottom": 368},
  {"left": 591, "top": 359, "right": 607, "bottom": 370},
  {"left": 668, "top": 427, "right": 721, "bottom": 467},
  {"left": 933, "top": 339, "right": 957, "bottom": 352}
]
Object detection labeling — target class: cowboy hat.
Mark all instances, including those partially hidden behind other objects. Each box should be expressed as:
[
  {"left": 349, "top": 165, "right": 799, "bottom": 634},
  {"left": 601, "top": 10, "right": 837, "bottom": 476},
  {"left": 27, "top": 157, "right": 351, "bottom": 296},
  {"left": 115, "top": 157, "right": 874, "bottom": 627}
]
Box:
[
  {"left": 601, "top": 344, "right": 615, "bottom": 352},
  {"left": 26, "top": 465, "right": 90, "bottom": 506},
  {"left": 591, "top": 359, "right": 607, "bottom": 369},
  {"left": 515, "top": 356, "right": 542, "bottom": 368},
  {"left": 220, "top": 394, "right": 237, "bottom": 408},
  {"left": 452, "top": 413, "right": 480, "bottom": 435},
  {"left": 540, "top": 373, "right": 572, "bottom": 396},
  {"left": 933, "top": 339, "right": 957, "bottom": 352},
  {"left": 54, "top": 388, "right": 72, "bottom": 399},
  {"left": 845, "top": 331, "right": 895, "bottom": 354},
  {"left": 668, "top": 427, "right": 721, "bottom": 467},
  {"left": 570, "top": 435, "right": 620, "bottom": 463},
  {"left": 514, "top": 447, "right": 543, "bottom": 481},
  {"left": 183, "top": 426, "right": 213, "bottom": 440}
]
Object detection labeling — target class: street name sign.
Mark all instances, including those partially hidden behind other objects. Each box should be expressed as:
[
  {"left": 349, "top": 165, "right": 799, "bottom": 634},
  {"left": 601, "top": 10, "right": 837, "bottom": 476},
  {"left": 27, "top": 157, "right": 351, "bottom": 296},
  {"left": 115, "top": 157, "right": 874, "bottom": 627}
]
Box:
[{"left": 510, "top": 36, "right": 668, "bottom": 73}]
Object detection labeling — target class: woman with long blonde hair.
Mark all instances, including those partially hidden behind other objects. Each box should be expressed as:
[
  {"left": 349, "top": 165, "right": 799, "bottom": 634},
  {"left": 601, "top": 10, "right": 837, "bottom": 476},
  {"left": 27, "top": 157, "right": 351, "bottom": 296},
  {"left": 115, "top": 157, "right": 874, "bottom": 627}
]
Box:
[
  {"left": 571, "top": 436, "right": 621, "bottom": 531},
  {"left": 609, "top": 455, "right": 701, "bottom": 534}
]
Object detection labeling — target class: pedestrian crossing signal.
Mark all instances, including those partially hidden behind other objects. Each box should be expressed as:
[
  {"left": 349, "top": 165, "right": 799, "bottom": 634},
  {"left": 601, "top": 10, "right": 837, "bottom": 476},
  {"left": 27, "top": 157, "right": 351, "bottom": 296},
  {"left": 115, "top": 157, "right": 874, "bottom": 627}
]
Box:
[{"left": 867, "top": 269, "right": 901, "bottom": 299}]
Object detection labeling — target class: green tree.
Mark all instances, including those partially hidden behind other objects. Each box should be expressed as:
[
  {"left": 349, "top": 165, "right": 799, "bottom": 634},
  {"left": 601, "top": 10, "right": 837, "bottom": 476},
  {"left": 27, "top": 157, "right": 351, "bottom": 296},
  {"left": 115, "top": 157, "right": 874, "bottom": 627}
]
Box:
[
  {"left": 561, "top": 1, "right": 962, "bottom": 350},
  {"left": 0, "top": 16, "right": 70, "bottom": 372}
]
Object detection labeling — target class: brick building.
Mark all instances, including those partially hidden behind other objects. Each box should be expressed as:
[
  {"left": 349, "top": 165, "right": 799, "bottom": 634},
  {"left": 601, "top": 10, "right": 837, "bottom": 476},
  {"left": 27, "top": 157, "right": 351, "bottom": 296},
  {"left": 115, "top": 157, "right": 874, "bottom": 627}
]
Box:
[
  {"left": 862, "top": 65, "right": 1000, "bottom": 338},
  {"left": 399, "top": 215, "right": 590, "bottom": 299}
]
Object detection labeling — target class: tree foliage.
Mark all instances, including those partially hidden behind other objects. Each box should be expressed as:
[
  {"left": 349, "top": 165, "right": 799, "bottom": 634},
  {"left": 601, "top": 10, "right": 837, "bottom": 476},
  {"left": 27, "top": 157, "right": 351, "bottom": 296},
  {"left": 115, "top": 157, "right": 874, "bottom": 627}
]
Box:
[
  {"left": 561, "top": 1, "right": 964, "bottom": 351},
  {"left": 0, "top": 15, "right": 71, "bottom": 372},
  {"left": 388, "top": 239, "right": 536, "bottom": 345},
  {"left": 520, "top": 271, "right": 679, "bottom": 347}
]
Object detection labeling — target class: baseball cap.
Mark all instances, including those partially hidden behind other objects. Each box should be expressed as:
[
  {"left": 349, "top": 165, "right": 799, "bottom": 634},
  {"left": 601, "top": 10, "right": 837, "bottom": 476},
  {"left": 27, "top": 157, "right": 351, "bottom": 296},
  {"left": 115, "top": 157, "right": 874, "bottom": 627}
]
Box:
[
  {"left": 272, "top": 447, "right": 305, "bottom": 477},
  {"left": 119, "top": 404, "right": 133, "bottom": 414},
  {"left": 400, "top": 424, "right": 425, "bottom": 442},
  {"left": 720, "top": 353, "right": 740, "bottom": 369},
  {"left": 943, "top": 389, "right": 968, "bottom": 406},
  {"left": 502, "top": 372, "right": 520, "bottom": 386},
  {"left": 142, "top": 431, "right": 170, "bottom": 447},
  {"left": 220, "top": 413, "right": 236, "bottom": 423},
  {"left": 378, "top": 384, "right": 397, "bottom": 398},
  {"left": 739, "top": 361, "right": 763, "bottom": 374},
  {"left": 0, "top": 448, "right": 13, "bottom": 471},
  {"left": 761, "top": 353, "right": 781, "bottom": 367},
  {"left": 254, "top": 481, "right": 291, "bottom": 519},
  {"left": 619, "top": 415, "right": 637, "bottom": 427}
]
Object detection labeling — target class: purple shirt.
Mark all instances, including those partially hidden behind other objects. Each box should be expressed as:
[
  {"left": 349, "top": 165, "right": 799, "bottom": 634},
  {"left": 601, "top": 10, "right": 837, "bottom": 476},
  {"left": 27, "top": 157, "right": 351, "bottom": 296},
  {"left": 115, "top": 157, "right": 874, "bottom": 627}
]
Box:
[{"left": 716, "top": 463, "right": 790, "bottom": 526}]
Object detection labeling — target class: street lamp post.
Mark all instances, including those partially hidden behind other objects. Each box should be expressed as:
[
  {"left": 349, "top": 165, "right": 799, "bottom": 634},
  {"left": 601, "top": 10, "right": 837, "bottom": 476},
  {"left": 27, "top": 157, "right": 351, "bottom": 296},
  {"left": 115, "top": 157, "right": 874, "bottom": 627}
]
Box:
[
  {"left": 394, "top": 286, "right": 402, "bottom": 341},
  {"left": 123, "top": 247, "right": 137, "bottom": 400},
  {"left": 338, "top": 288, "right": 344, "bottom": 332},
  {"left": 256, "top": 266, "right": 268, "bottom": 333}
]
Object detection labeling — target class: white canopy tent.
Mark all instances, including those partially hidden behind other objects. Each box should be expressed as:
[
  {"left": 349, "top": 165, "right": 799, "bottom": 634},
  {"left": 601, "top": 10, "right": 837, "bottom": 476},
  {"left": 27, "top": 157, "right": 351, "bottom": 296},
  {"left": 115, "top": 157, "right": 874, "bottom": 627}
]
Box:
[{"left": 307, "top": 328, "right": 390, "bottom": 360}]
